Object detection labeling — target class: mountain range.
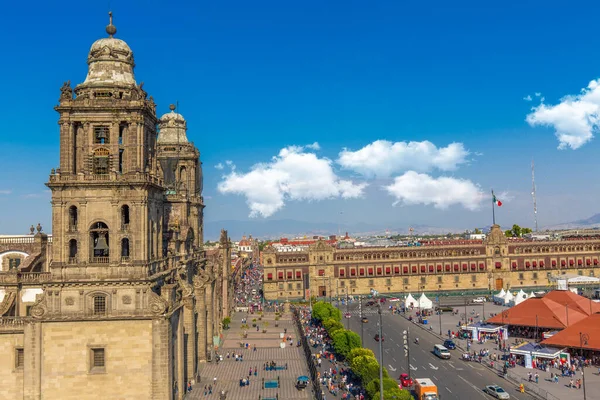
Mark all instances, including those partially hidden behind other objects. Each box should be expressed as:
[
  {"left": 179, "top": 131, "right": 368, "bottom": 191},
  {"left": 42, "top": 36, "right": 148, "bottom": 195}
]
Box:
[{"left": 204, "top": 213, "right": 600, "bottom": 241}]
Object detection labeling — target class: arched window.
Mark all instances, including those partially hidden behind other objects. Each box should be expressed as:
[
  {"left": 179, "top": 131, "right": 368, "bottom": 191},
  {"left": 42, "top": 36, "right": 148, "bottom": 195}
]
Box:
[
  {"left": 121, "top": 238, "right": 130, "bottom": 260},
  {"left": 69, "top": 239, "right": 78, "bottom": 263},
  {"left": 93, "top": 148, "right": 110, "bottom": 175},
  {"left": 90, "top": 222, "right": 109, "bottom": 262},
  {"left": 121, "top": 205, "right": 130, "bottom": 230},
  {"left": 69, "top": 206, "right": 78, "bottom": 231},
  {"left": 179, "top": 166, "right": 187, "bottom": 191}
]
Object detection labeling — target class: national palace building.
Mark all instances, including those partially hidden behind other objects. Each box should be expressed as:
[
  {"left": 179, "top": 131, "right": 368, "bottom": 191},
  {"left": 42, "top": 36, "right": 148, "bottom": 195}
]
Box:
[{"left": 262, "top": 225, "right": 600, "bottom": 301}]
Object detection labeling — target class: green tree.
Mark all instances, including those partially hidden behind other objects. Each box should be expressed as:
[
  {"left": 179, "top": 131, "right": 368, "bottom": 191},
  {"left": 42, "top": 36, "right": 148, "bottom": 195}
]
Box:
[
  {"left": 350, "top": 355, "right": 388, "bottom": 384},
  {"left": 366, "top": 378, "right": 404, "bottom": 399},
  {"left": 504, "top": 224, "right": 532, "bottom": 238},
  {"left": 222, "top": 317, "right": 231, "bottom": 329},
  {"left": 331, "top": 330, "right": 362, "bottom": 358},
  {"left": 347, "top": 347, "right": 375, "bottom": 364},
  {"left": 374, "top": 386, "right": 413, "bottom": 400},
  {"left": 473, "top": 228, "right": 482, "bottom": 234},
  {"left": 322, "top": 318, "right": 344, "bottom": 336},
  {"left": 258, "top": 241, "right": 270, "bottom": 251},
  {"left": 312, "top": 301, "right": 342, "bottom": 322}
]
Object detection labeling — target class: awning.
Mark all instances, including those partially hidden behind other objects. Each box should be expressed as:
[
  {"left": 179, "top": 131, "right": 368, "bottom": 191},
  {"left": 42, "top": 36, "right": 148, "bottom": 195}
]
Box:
[{"left": 510, "top": 342, "right": 565, "bottom": 359}]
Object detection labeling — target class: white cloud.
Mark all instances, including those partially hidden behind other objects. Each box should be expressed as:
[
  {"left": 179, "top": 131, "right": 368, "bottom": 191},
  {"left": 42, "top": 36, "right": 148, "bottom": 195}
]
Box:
[
  {"left": 526, "top": 78, "right": 600, "bottom": 149},
  {"left": 225, "top": 160, "right": 233, "bottom": 166},
  {"left": 306, "top": 142, "right": 321, "bottom": 150},
  {"left": 217, "top": 146, "right": 367, "bottom": 217},
  {"left": 0, "top": 190, "right": 11, "bottom": 195},
  {"left": 523, "top": 95, "right": 532, "bottom": 101},
  {"left": 214, "top": 163, "right": 224, "bottom": 170},
  {"left": 535, "top": 92, "right": 542, "bottom": 97},
  {"left": 384, "top": 171, "right": 485, "bottom": 210},
  {"left": 337, "top": 140, "right": 470, "bottom": 178}
]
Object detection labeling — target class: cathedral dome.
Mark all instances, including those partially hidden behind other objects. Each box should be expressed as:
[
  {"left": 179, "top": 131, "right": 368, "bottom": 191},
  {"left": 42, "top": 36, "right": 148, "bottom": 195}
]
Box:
[
  {"left": 158, "top": 105, "right": 189, "bottom": 143},
  {"left": 81, "top": 13, "right": 136, "bottom": 87}
]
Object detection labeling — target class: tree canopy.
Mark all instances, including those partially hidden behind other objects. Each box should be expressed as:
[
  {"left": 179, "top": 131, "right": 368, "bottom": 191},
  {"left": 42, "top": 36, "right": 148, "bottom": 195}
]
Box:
[
  {"left": 322, "top": 318, "right": 344, "bottom": 336},
  {"left": 504, "top": 224, "right": 532, "bottom": 238},
  {"left": 312, "top": 301, "right": 342, "bottom": 322},
  {"left": 331, "top": 329, "right": 362, "bottom": 358},
  {"left": 367, "top": 378, "right": 413, "bottom": 400}
]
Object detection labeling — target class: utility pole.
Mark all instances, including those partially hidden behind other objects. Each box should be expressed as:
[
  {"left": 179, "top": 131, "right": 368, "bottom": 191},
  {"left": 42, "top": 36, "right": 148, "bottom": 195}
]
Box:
[
  {"left": 581, "top": 332, "right": 589, "bottom": 400},
  {"left": 437, "top": 294, "right": 442, "bottom": 336},
  {"left": 359, "top": 295, "right": 364, "bottom": 347},
  {"left": 403, "top": 328, "right": 411, "bottom": 380},
  {"left": 378, "top": 302, "right": 384, "bottom": 400},
  {"left": 345, "top": 290, "right": 349, "bottom": 329}
]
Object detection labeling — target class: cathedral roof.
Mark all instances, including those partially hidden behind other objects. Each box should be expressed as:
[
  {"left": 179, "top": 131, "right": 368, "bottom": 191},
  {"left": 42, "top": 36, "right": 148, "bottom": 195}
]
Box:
[
  {"left": 158, "top": 105, "right": 189, "bottom": 144},
  {"left": 81, "top": 12, "right": 136, "bottom": 87}
]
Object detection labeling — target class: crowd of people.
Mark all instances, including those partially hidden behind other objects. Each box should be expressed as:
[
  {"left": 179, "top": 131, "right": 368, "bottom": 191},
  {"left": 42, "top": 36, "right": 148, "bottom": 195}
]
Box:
[{"left": 297, "top": 307, "right": 366, "bottom": 400}]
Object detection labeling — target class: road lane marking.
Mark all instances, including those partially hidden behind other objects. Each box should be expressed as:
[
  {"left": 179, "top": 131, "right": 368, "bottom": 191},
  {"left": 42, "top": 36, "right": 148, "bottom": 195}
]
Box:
[
  {"left": 429, "top": 363, "right": 439, "bottom": 370},
  {"left": 388, "top": 365, "right": 397, "bottom": 372},
  {"left": 392, "top": 358, "right": 396, "bottom": 362},
  {"left": 433, "top": 375, "right": 438, "bottom": 380},
  {"left": 446, "top": 387, "right": 452, "bottom": 393},
  {"left": 458, "top": 375, "right": 487, "bottom": 399},
  {"left": 410, "top": 364, "right": 418, "bottom": 371}
]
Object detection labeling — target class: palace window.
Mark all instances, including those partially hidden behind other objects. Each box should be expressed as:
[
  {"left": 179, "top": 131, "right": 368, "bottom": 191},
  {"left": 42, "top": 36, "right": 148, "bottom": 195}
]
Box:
[
  {"left": 69, "top": 239, "right": 78, "bottom": 263},
  {"left": 376, "top": 267, "right": 382, "bottom": 275},
  {"left": 590, "top": 270, "right": 595, "bottom": 277},
  {"left": 453, "top": 264, "right": 459, "bottom": 272},
  {"left": 359, "top": 268, "right": 365, "bottom": 276},
  {"left": 93, "top": 295, "right": 106, "bottom": 315},
  {"left": 368, "top": 279, "right": 374, "bottom": 286},
  {"left": 578, "top": 270, "right": 583, "bottom": 276},
  {"left": 278, "top": 272, "right": 284, "bottom": 280},
  {"left": 8, "top": 257, "right": 21, "bottom": 269},
  {"left": 296, "top": 271, "right": 302, "bottom": 279},
  {"left": 471, "top": 275, "right": 477, "bottom": 282},
  {"left": 479, "top": 263, "right": 485, "bottom": 270},
  {"left": 318, "top": 269, "right": 325, "bottom": 276},
  {"left": 437, "top": 276, "right": 443, "bottom": 284},
  {"left": 532, "top": 272, "right": 538, "bottom": 279},
  {"left": 394, "top": 266, "right": 400, "bottom": 274},
  {"left": 437, "top": 264, "right": 442, "bottom": 272},
  {"left": 267, "top": 273, "right": 273, "bottom": 281},
  {"left": 94, "top": 126, "right": 110, "bottom": 144},
  {"left": 68, "top": 205, "right": 78, "bottom": 231},
  {"left": 368, "top": 268, "right": 374, "bottom": 275},
  {"left": 296, "top": 283, "right": 302, "bottom": 289},
  {"left": 386, "top": 278, "right": 392, "bottom": 286},
  {"left": 339, "top": 269, "right": 345, "bottom": 277},
  {"left": 429, "top": 265, "right": 434, "bottom": 273},
  {"left": 385, "top": 266, "right": 391, "bottom": 274},
  {"left": 287, "top": 283, "right": 293, "bottom": 290},
  {"left": 420, "top": 277, "right": 426, "bottom": 284},
  {"left": 420, "top": 266, "right": 426, "bottom": 273},
  {"left": 445, "top": 264, "right": 450, "bottom": 272},
  {"left": 518, "top": 273, "right": 524, "bottom": 280},
  {"left": 350, "top": 280, "right": 356, "bottom": 287},
  {"left": 278, "top": 283, "right": 284, "bottom": 290},
  {"left": 15, "top": 348, "right": 24, "bottom": 369},
  {"left": 350, "top": 268, "right": 356, "bottom": 276},
  {"left": 287, "top": 271, "right": 293, "bottom": 279},
  {"left": 90, "top": 348, "right": 106, "bottom": 373}
]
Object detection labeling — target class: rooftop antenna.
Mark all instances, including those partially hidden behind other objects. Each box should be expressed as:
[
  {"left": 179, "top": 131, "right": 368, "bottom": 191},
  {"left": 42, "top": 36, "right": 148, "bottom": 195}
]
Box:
[{"left": 531, "top": 159, "right": 538, "bottom": 232}]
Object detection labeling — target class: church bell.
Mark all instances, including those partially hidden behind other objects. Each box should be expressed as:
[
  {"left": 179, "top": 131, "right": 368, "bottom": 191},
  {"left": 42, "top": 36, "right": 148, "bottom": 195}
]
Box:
[{"left": 94, "top": 233, "right": 109, "bottom": 252}]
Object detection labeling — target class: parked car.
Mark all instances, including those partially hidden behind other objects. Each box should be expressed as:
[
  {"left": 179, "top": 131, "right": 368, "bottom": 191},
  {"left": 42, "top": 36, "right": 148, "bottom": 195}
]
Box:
[
  {"left": 443, "top": 339, "right": 457, "bottom": 350},
  {"left": 399, "top": 373, "right": 413, "bottom": 387},
  {"left": 435, "top": 305, "right": 454, "bottom": 313},
  {"left": 472, "top": 297, "right": 487, "bottom": 303},
  {"left": 484, "top": 385, "right": 510, "bottom": 399},
  {"left": 361, "top": 317, "right": 369, "bottom": 323}
]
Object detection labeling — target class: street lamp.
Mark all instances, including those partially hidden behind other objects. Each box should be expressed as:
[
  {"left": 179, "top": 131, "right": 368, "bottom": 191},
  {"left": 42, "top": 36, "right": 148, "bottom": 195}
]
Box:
[
  {"left": 437, "top": 293, "right": 442, "bottom": 336},
  {"left": 580, "top": 332, "right": 589, "bottom": 400},
  {"left": 501, "top": 310, "right": 509, "bottom": 351}
]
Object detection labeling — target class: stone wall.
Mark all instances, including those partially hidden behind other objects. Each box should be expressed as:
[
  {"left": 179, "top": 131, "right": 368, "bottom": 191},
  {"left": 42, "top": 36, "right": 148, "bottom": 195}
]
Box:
[
  {"left": 39, "top": 320, "right": 152, "bottom": 400},
  {"left": 0, "top": 332, "right": 24, "bottom": 399}
]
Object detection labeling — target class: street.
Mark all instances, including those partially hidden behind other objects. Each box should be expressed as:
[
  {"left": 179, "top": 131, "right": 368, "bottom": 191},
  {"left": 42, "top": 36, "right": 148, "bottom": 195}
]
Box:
[{"left": 344, "top": 301, "right": 536, "bottom": 400}]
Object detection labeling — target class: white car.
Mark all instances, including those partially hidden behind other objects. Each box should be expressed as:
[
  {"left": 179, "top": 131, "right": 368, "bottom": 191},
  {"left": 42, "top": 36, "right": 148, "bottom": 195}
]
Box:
[
  {"left": 484, "top": 385, "right": 510, "bottom": 399},
  {"left": 389, "top": 297, "right": 400, "bottom": 302},
  {"left": 472, "top": 297, "right": 487, "bottom": 303}
]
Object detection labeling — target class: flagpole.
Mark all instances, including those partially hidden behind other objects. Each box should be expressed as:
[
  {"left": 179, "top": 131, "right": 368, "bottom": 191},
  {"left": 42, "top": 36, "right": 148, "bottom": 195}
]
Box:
[{"left": 492, "top": 189, "right": 496, "bottom": 226}]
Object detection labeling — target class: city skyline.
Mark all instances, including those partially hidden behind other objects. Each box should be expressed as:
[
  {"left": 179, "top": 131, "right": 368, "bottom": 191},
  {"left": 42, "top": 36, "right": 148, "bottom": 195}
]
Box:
[{"left": 3, "top": 1, "right": 600, "bottom": 239}]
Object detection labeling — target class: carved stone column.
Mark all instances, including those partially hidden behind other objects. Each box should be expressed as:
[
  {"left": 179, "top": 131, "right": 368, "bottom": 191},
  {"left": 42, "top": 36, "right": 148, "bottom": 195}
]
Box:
[
  {"left": 182, "top": 295, "right": 196, "bottom": 381},
  {"left": 205, "top": 281, "right": 214, "bottom": 351},
  {"left": 193, "top": 276, "right": 207, "bottom": 364}
]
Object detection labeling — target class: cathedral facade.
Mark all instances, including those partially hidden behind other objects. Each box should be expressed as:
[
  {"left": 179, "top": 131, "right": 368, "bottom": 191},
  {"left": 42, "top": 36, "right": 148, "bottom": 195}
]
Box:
[
  {"left": 0, "top": 14, "right": 232, "bottom": 400},
  {"left": 263, "top": 225, "right": 600, "bottom": 301}
]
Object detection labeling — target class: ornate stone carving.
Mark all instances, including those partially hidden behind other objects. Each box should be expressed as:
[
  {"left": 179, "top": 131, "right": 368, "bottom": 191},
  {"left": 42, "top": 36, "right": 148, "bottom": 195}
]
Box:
[
  {"left": 30, "top": 293, "right": 47, "bottom": 319},
  {"left": 60, "top": 80, "right": 73, "bottom": 100},
  {"left": 122, "top": 295, "right": 132, "bottom": 305},
  {"left": 220, "top": 229, "right": 228, "bottom": 245},
  {"left": 148, "top": 291, "right": 168, "bottom": 315},
  {"left": 65, "top": 297, "right": 75, "bottom": 306},
  {"left": 176, "top": 271, "right": 194, "bottom": 298}
]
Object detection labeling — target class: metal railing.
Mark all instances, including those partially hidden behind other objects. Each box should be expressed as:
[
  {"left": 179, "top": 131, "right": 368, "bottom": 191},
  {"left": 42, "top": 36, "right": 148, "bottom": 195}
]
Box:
[
  {"left": 292, "top": 307, "right": 323, "bottom": 400},
  {"left": 89, "top": 257, "right": 110, "bottom": 264}
]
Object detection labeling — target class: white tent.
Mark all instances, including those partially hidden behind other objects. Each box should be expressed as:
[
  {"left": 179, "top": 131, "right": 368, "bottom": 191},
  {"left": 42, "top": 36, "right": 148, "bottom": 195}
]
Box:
[
  {"left": 514, "top": 290, "right": 528, "bottom": 305},
  {"left": 405, "top": 293, "right": 417, "bottom": 308},
  {"left": 494, "top": 289, "right": 506, "bottom": 302},
  {"left": 417, "top": 293, "right": 433, "bottom": 309},
  {"left": 503, "top": 291, "right": 515, "bottom": 305},
  {"left": 528, "top": 291, "right": 536, "bottom": 299}
]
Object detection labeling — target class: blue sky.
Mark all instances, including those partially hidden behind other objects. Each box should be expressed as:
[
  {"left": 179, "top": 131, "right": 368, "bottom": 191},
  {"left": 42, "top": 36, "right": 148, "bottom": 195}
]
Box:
[{"left": 2, "top": 0, "right": 600, "bottom": 238}]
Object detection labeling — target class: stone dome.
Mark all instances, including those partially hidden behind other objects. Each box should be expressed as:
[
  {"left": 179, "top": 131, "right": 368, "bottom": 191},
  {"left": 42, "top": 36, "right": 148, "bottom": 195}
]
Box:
[
  {"left": 158, "top": 105, "right": 189, "bottom": 144},
  {"left": 81, "top": 13, "right": 136, "bottom": 87}
]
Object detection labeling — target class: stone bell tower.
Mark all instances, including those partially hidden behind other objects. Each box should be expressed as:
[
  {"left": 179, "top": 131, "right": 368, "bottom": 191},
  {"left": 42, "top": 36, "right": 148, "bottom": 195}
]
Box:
[{"left": 48, "top": 12, "right": 165, "bottom": 277}]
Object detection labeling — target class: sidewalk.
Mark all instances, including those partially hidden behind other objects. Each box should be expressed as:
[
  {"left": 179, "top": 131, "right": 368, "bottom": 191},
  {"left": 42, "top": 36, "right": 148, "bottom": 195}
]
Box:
[
  {"left": 187, "top": 311, "right": 312, "bottom": 400},
  {"left": 401, "top": 301, "right": 600, "bottom": 400}
]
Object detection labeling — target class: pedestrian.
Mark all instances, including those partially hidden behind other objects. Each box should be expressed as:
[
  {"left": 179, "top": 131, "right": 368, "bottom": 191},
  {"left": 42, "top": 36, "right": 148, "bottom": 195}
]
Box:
[{"left": 213, "top": 377, "right": 217, "bottom": 386}]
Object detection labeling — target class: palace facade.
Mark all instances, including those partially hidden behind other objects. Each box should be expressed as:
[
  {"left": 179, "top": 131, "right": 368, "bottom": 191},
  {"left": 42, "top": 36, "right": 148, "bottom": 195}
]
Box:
[
  {"left": 262, "top": 225, "right": 600, "bottom": 301},
  {"left": 0, "top": 14, "right": 232, "bottom": 400}
]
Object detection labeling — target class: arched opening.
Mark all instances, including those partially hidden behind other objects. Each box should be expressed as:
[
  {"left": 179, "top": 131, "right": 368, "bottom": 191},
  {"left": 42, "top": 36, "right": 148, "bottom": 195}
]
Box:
[
  {"left": 179, "top": 166, "right": 187, "bottom": 191},
  {"left": 90, "top": 222, "right": 109, "bottom": 263},
  {"left": 121, "top": 205, "right": 130, "bottom": 230},
  {"left": 93, "top": 148, "right": 110, "bottom": 175},
  {"left": 185, "top": 229, "right": 194, "bottom": 254},
  {"left": 121, "top": 238, "right": 130, "bottom": 261},
  {"left": 68, "top": 239, "right": 78, "bottom": 263},
  {"left": 68, "top": 206, "right": 78, "bottom": 231}
]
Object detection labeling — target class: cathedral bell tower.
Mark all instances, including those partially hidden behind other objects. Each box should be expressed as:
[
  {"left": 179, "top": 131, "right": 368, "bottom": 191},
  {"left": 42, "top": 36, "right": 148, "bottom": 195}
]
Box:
[{"left": 47, "top": 13, "right": 165, "bottom": 278}]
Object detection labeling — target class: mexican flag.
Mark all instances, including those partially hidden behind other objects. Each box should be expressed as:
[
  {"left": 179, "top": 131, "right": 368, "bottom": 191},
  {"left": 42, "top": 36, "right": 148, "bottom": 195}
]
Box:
[{"left": 493, "top": 194, "right": 502, "bottom": 207}]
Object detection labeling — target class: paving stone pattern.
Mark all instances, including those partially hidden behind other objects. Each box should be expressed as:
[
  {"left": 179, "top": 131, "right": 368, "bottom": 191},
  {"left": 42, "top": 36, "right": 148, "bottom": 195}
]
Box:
[{"left": 187, "top": 312, "right": 312, "bottom": 400}]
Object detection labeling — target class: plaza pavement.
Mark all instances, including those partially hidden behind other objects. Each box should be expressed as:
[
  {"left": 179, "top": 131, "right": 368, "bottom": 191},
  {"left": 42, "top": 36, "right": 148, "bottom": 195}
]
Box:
[{"left": 187, "top": 311, "right": 312, "bottom": 400}]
